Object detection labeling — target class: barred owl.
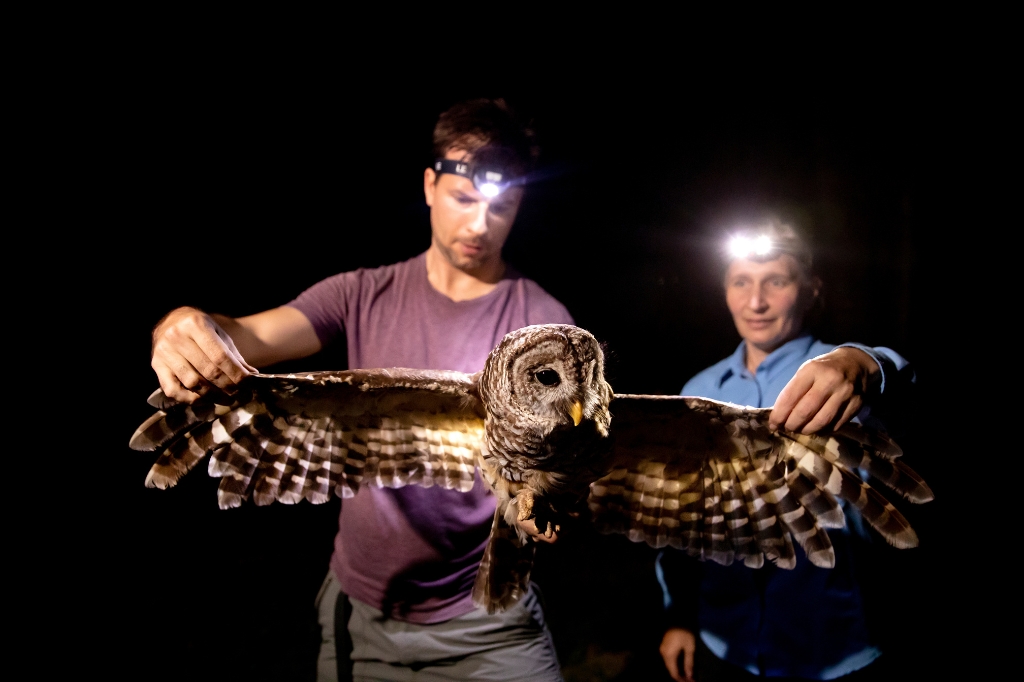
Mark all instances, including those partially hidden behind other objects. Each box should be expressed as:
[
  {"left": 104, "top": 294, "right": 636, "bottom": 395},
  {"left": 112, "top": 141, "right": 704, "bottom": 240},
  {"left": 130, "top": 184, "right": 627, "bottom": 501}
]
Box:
[{"left": 130, "top": 324, "right": 933, "bottom": 613}]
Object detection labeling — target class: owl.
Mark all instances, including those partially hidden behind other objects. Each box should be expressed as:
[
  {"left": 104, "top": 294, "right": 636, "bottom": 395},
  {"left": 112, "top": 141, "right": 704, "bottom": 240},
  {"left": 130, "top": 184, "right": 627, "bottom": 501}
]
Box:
[{"left": 130, "top": 324, "right": 933, "bottom": 613}]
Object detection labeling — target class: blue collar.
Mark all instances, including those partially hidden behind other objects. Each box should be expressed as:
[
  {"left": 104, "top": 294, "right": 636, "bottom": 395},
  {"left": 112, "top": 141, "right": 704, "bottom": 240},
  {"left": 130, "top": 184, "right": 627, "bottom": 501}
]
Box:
[{"left": 721, "top": 334, "right": 817, "bottom": 386}]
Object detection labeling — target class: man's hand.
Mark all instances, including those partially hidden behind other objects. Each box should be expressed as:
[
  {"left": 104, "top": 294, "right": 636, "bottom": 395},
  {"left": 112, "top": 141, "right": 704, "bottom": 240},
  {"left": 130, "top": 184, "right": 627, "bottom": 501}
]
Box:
[
  {"left": 151, "top": 307, "right": 258, "bottom": 403},
  {"left": 660, "top": 628, "right": 696, "bottom": 682},
  {"left": 769, "top": 347, "right": 880, "bottom": 434},
  {"left": 513, "top": 517, "right": 560, "bottom": 544}
]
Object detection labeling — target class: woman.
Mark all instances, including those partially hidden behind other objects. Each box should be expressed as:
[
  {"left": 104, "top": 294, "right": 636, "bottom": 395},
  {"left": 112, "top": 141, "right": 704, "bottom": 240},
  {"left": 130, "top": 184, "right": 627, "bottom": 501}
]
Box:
[{"left": 658, "top": 221, "right": 913, "bottom": 682}]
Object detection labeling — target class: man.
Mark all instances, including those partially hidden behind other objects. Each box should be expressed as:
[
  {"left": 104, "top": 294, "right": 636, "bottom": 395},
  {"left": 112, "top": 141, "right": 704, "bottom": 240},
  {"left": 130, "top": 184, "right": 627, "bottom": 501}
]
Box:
[
  {"left": 149, "top": 99, "right": 571, "bottom": 681},
  {"left": 657, "top": 220, "right": 914, "bottom": 681}
]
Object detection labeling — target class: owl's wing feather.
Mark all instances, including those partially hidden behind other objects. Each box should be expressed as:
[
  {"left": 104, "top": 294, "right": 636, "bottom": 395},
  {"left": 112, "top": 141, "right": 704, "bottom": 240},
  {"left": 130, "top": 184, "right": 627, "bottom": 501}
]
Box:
[
  {"left": 129, "top": 369, "right": 486, "bottom": 509},
  {"left": 589, "top": 394, "right": 933, "bottom": 569}
]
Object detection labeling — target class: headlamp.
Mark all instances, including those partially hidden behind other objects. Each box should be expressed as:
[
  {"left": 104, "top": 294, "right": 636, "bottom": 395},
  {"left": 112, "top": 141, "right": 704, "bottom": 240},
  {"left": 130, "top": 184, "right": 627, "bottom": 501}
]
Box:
[
  {"left": 434, "top": 146, "right": 522, "bottom": 198},
  {"left": 434, "top": 159, "right": 516, "bottom": 197},
  {"left": 728, "top": 234, "right": 775, "bottom": 260}
]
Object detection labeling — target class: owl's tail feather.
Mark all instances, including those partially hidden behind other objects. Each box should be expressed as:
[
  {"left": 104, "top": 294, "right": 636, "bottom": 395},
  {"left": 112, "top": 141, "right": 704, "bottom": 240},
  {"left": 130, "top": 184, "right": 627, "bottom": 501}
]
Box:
[{"left": 472, "top": 504, "right": 536, "bottom": 614}]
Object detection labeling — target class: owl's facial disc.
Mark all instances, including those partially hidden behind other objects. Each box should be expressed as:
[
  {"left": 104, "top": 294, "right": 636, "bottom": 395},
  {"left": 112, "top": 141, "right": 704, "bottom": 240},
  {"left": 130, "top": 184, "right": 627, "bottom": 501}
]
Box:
[
  {"left": 507, "top": 336, "right": 598, "bottom": 426},
  {"left": 533, "top": 367, "right": 582, "bottom": 424}
]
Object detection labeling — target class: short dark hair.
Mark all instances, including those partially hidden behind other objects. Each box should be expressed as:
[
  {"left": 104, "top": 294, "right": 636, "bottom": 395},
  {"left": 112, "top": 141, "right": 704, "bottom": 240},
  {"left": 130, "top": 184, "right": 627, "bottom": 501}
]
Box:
[{"left": 432, "top": 98, "right": 536, "bottom": 177}]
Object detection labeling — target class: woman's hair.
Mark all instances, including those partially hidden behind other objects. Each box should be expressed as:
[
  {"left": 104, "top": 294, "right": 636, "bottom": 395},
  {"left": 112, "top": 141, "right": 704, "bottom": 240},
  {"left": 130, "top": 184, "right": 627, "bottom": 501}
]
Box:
[
  {"left": 724, "top": 217, "right": 824, "bottom": 324},
  {"left": 725, "top": 218, "right": 814, "bottom": 275}
]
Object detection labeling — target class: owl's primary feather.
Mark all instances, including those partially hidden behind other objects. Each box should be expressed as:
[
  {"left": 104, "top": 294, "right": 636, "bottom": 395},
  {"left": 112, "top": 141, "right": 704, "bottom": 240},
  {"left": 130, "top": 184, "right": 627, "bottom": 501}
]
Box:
[{"left": 129, "top": 325, "right": 933, "bottom": 613}]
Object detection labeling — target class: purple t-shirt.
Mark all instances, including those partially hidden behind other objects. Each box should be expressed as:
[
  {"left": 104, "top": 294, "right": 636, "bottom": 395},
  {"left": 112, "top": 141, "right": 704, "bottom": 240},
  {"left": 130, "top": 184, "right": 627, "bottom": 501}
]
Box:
[{"left": 287, "top": 252, "right": 573, "bottom": 623}]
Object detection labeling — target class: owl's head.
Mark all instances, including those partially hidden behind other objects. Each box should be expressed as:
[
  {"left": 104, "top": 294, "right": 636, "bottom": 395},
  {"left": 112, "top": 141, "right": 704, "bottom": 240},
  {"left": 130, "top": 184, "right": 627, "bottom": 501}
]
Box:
[{"left": 480, "top": 325, "right": 613, "bottom": 436}]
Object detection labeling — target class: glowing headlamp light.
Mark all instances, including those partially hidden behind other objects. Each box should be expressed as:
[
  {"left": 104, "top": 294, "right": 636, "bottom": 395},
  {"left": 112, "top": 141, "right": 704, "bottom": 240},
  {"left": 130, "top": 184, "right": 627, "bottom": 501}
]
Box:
[
  {"left": 728, "top": 234, "right": 774, "bottom": 259},
  {"left": 434, "top": 158, "right": 516, "bottom": 198}
]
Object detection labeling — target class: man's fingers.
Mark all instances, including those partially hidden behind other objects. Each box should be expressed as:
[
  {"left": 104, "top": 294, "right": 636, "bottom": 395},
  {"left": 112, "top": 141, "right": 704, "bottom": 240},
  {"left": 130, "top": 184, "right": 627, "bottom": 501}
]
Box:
[
  {"left": 154, "top": 311, "right": 254, "bottom": 390},
  {"left": 194, "top": 325, "right": 256, "bottom": 383},
  {"left": 220, "top": 331, "right": 259, "bottom": 375},
  {"left": 182, "top": 319, "right": 253, "bottom": 382},
  {"left": 168, "top": 338, "right": 233, "bottom": 390},
  {"left": 175, "top": 335, "right": 254, "bottom": 391},
  {"left": 159, "top": 350, "right": 206, "bottom": 394},
  {"left": 201, "top": 337, "right": 254, "bottom": 386}
]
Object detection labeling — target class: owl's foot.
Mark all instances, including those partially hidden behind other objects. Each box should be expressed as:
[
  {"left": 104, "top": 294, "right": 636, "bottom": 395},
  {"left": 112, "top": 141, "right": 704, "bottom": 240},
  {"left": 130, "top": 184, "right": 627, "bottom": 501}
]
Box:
[
  {"left": 513, "top": 490, "right": 560, "bottom": 539},
  {"left": 516, "top": 489, "right": 535, "bottom": 522}
]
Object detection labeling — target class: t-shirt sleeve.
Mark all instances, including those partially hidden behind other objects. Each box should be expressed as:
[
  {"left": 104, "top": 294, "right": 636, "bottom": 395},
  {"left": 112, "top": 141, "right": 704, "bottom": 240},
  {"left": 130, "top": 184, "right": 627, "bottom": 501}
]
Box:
[{"left": 285, "top": 271, "right": 358, "bottom": 348}]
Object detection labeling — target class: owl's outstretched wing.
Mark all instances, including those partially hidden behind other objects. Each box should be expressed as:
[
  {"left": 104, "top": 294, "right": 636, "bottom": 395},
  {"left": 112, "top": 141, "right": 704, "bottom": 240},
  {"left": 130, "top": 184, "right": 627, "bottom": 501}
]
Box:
[
  {"left": 589, "top": 395, "right": 933, "bottom": 569},
  {"left": 129, "top": 369, "right": 486, "bottom": 509}
]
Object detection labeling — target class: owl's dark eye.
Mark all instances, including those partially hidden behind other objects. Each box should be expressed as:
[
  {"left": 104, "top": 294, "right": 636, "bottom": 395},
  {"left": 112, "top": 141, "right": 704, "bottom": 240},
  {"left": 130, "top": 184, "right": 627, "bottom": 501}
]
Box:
[{"left": 535, "top": 369, "right": 561, "bottom": 386}]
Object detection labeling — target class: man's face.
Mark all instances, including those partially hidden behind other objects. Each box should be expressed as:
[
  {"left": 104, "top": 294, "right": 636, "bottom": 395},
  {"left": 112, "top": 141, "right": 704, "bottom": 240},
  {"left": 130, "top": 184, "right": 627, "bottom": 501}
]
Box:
[
  {"left": 724, "top": 254, "right": 817, "bottom": 353},
  {"left": 423, "top": 149, "right": 524, "bottom": 272}
]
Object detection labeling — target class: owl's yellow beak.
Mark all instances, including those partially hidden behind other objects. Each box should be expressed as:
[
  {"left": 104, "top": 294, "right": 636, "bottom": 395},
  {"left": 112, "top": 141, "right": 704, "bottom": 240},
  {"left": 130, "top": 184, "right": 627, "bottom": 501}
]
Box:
[{"left": 570, "top": 401, "right": 583, "bottom": 426}]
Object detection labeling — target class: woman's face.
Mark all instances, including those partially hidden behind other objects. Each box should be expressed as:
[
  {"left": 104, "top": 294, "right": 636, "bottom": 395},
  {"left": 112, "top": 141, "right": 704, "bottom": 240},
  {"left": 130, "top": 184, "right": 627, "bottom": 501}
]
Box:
[{"left": 724, "top": 254, "right": 818, "bottom": 354}]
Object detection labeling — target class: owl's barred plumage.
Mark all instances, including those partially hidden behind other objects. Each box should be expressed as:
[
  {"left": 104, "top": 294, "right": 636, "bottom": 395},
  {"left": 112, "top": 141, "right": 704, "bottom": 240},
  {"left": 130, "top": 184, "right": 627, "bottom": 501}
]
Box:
[{"left": 130, "top": 324, "right": 933, "bottom": 613}]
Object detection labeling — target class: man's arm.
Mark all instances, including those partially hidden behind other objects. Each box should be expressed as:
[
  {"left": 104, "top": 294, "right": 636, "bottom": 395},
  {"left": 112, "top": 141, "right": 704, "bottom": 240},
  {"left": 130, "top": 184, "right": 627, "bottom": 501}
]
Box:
[
  {"left": 151, "top": 305, "right": 321, "bottom": 403},
  {"left": 770, "top": 345, "right": 913, "bottom": 434}
]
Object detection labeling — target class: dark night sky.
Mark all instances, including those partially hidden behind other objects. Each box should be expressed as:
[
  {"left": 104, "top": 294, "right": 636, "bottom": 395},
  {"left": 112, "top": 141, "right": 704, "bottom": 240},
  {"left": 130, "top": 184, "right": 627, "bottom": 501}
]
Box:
[{"left": 57, "top": 49, "right": 996, "bottom": 679}]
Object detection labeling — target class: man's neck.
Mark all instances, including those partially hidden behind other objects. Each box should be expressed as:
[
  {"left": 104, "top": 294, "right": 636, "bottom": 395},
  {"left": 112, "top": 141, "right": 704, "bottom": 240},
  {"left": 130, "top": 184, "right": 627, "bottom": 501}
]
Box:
[{"left": 425, "top": 246, "right": 506, "bottom": 302}]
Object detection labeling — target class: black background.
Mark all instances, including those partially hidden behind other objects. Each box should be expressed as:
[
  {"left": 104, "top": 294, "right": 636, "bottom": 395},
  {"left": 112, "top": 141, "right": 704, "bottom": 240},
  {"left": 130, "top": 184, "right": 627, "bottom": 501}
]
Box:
[{"left": 59, "top": 42, "right": 995, "bottom": 680}]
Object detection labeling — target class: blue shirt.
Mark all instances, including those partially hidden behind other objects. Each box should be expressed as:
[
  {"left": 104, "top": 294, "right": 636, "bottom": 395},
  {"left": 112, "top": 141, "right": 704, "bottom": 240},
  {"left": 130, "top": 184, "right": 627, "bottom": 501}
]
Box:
[{"left": 658, "top": 334, "right": 912, "bottom": 680}]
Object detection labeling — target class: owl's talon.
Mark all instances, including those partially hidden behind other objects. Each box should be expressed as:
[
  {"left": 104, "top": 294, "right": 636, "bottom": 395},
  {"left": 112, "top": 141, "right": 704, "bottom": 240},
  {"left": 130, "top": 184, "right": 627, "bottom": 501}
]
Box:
[{"left": 516, "top": 490, "right": 535, "bottom": 522}]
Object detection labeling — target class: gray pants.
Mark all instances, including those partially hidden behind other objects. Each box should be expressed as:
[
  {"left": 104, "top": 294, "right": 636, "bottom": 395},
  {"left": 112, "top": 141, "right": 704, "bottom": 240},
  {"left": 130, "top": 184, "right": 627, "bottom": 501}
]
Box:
[{"left": 315, "top": 570, "right": 562, "bottom": 682}]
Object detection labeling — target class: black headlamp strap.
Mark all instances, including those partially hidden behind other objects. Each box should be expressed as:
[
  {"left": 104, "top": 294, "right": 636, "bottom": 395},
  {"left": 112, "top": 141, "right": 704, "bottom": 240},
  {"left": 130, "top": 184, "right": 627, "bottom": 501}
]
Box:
[
  {"left": 434, "top": 158, "right": 511, "bottom": 184},
  {"left": 434, "top": 159, "right": 473, "bottom": 179}
]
